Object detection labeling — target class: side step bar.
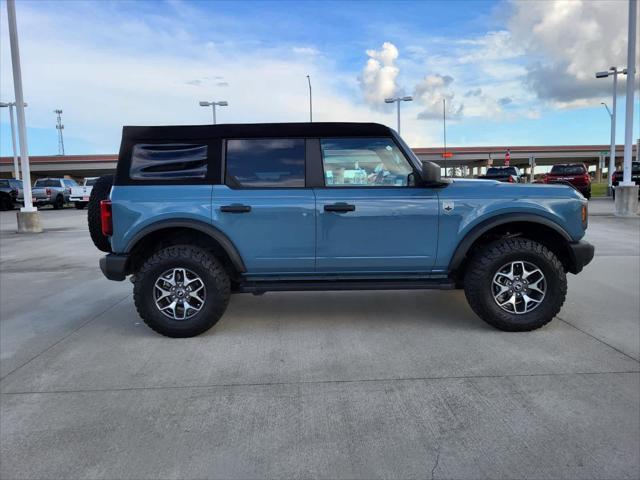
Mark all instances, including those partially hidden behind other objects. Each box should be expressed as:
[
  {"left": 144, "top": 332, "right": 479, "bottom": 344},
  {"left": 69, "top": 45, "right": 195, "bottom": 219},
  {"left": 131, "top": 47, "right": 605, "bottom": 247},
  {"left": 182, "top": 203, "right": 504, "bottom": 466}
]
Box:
[{"left": 236, "top": 279, "right": 456, "bottom": 294}]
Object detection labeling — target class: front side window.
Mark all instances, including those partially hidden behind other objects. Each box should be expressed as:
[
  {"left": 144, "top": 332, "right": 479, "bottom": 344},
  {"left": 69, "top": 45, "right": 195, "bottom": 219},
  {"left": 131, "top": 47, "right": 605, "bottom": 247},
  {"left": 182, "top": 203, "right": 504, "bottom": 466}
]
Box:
[
  {"left": 130, "top": 144, "right": 208, "bottom": 180},
  {"left": 225, "top": 139, "right": 305, "bottom": 188},
  {"left": 320, "top": 138, "right": 413, "bottom": 187}
]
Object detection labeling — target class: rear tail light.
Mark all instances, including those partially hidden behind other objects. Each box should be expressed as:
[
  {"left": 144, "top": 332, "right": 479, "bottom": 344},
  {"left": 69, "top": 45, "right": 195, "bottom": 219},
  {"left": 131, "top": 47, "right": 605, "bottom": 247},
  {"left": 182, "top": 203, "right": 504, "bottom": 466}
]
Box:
[
  {"left": 45, "top": 187, "right": 51, "bottom": 196},
  {"left": 100, "top": 200, "right": 113, "bottom": 236},
  {"left": 542, "top": 174, "right": 549, "bottom": 183},
  {"left": 507, "top": 175, "right": 515, "bottom": 183}
]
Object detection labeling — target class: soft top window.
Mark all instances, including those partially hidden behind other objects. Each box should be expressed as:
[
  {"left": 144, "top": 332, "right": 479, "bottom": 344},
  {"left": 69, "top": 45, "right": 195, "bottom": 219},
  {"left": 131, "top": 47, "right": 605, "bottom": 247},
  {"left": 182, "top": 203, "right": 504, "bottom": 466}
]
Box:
[
  {"left": 225, "top": 138, "right": 305, "bottom": 188},
  {"left": 130, "top": 144, "right": 208, "bottom": 180}
]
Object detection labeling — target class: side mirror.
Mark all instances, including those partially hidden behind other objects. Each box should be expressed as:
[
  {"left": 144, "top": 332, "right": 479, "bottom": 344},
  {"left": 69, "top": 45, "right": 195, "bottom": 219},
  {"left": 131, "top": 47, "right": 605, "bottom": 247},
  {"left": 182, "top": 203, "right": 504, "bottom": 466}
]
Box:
[{"left": 421, "top": 161, "right": 442, "bottom": 185}]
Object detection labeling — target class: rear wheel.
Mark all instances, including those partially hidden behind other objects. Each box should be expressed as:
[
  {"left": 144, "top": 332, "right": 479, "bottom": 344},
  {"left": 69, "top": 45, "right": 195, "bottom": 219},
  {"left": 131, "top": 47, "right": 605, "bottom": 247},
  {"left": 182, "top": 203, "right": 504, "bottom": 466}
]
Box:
[
  {"left": 463, "top": 237, "right": 566, "bottom": 332},
  {"left": 87, "top": 175, "right": 114, "bottom": 252},
  {"left": 52, "top": 195, "right": 64, "bottom": 210},
  {"left": 133, "top": 245, "right": 230, "bottom": 337}
]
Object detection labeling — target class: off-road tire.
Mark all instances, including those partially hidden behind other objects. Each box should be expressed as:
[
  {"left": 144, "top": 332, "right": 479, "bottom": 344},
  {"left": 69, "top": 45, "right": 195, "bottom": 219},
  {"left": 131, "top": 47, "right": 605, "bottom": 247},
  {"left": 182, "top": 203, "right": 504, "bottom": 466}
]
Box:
[
  {"left": 52, "top": 195, "right": 64, "bottom": 210},
  {"left": 463, "top": 237, "right": 567, "bottom": 332},
  {"left": 75, "top": 202, "right": 87, "bottom": 209},
  {"left": 133, "top": 245, "right": 230, "bottom": 338},
  {"left": 88, "top": 174, "right": 114, "bottom": 252}
]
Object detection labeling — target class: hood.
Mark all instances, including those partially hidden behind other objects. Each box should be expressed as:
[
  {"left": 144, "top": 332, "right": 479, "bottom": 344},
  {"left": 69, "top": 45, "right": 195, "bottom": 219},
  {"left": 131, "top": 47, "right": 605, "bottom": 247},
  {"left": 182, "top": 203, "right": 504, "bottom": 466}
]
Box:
[{"left": 448, "top": 178, "right": 585, "bottom": 200}]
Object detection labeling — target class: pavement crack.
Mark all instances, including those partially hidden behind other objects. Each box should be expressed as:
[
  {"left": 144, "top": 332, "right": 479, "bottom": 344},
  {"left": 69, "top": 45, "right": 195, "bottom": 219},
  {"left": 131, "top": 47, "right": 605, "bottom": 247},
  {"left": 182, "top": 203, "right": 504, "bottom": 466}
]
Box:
[
  {"left": 431, "top": 448, "right": 440, "bottom": 480},
  {"left": 2, "top": 370, "right": 638, "bottom": 396},
  {"left": 556, "top": 315, "right": 640, "bottom": 363},
  {"left": 0, "top": 295, "right": 130, "bottom": 382}
]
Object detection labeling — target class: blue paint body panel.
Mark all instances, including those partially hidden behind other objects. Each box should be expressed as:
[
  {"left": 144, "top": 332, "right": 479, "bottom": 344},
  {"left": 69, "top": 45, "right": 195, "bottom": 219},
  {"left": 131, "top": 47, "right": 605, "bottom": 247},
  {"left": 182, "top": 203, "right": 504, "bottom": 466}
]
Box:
[
  {"left": 314, "top": 187, "right": 439, "bottom": 273},
  {"left": 109, "top": 179, "right": 588, "bottom": 279},
  {"left": 211, "top": 186, "right": 316, "bottom": 274}
]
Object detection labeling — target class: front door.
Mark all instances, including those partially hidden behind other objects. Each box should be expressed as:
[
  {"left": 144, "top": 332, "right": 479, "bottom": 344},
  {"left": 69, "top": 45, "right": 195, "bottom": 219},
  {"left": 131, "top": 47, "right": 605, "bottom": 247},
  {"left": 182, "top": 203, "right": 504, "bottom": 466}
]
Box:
[
  {"left": 211, "top": 138, "right": 316, "bottom": 275},
  {"left": 314, "top": 137, "right": 439, "bottom": 274}
]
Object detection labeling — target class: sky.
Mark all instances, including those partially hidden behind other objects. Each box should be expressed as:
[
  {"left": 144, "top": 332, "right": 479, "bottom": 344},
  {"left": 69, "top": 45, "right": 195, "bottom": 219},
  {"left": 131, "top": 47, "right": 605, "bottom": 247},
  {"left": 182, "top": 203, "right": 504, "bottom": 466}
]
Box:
[{"left": 0, "top": 0, "right": 639, "bottom": 156}]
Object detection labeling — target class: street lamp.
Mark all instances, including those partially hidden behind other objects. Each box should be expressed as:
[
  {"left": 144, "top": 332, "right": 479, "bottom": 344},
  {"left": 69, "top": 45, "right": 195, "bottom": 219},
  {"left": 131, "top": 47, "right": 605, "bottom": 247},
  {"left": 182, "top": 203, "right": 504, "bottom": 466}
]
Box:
[
  {"left": 199, "top": 100, "right": 228, "bottom": 124},
  {"left": 0, "top": 101, "right": 26, "bottom": 180},
  {"left": 306, "top": 75, "right": 312, "bottom": 122},
  {"left": 384, "top": 96, "right": 412, "bottom": 134},
  {"left": 595, "top": 66, "right": 627, "bottom": 195}
]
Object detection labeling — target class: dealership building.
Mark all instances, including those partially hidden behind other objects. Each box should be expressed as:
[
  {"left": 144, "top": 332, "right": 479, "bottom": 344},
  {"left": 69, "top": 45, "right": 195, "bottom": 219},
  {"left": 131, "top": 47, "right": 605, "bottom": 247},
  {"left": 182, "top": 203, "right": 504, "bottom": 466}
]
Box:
[{"left": 1, "top": 144, "right": 637, "bottom": 182}]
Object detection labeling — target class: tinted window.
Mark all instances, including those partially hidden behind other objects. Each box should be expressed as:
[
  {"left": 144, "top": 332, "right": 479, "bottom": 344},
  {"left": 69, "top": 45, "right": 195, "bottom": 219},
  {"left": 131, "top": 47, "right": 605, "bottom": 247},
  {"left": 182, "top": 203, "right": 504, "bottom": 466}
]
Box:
[
  {"left": 225, "top": 139, "right": 305, "bottom": 187},
  {"left": 0, "top": 180, "right": 9, "bottom": 188},
  {"left": 85, "top": 178, "right": 97, "bottom": 186},
  {"left": 320, "top": 138, "right": 413, "bottom": 187},
  {"left": 130, "top": 144, "right": 208, "bottom": 180},
  {"left": 34, "top": 179, "right": 61, "bottom": 187},
  {"left": 9, "top": 180, "right": 22, "bottom": 188},
  {"left": 550, "top": 165, "right": 586, "bottom": 175}
]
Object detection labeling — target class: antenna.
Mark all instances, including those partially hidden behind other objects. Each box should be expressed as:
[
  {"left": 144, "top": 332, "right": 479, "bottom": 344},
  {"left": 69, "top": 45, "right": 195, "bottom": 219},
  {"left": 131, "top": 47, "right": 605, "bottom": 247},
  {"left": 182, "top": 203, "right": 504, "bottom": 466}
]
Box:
[{"left": 54, "top": 109, "right": 64, "bottom": 155}]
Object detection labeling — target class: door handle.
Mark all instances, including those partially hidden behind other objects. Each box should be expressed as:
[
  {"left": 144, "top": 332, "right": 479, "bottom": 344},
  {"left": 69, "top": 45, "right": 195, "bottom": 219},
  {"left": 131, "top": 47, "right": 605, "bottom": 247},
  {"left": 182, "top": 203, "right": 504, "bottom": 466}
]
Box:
[
  {"left": 221, "top": 204, "right": 251, "bottom": 213},
  {"left": 324, "top": 203, "right": 355, "bottom": 213}
]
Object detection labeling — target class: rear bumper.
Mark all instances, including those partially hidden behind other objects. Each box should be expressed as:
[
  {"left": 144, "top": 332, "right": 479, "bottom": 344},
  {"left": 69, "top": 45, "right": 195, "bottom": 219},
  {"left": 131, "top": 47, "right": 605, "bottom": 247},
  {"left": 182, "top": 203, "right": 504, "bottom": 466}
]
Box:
[
  {"left": 567, "top": 240, "right": 595, "bottom": 274},
  {"left": 99, "top": 254, "right": 129, "bottom": 281}
]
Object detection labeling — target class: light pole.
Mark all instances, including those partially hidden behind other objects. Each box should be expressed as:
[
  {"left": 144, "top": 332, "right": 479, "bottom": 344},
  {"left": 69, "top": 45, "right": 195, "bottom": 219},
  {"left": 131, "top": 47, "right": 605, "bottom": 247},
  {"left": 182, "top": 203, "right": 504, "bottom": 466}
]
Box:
[
  {"left": 384, "top": 96, "right": 412, "bottom": 134},
  {"left": 306, "top": 75, "right": 312, "bottom": 122},
  {"left": 7, "top": 0, "right": 40, "bottom": 232},
  {"left": 601, "top": 101, "right": 615, "bottom": 195},
  {"left": 596, "top": 66, "right": 627, "bottom": 195},
  {"left": 199, "top": 100, "right": 228, "bottom": 124},
  {"left": 0, "top": 101, "right": 27, "bottom": 180},
  {"left": 621, "top": 0, "right": 637, "bottom": 191}
]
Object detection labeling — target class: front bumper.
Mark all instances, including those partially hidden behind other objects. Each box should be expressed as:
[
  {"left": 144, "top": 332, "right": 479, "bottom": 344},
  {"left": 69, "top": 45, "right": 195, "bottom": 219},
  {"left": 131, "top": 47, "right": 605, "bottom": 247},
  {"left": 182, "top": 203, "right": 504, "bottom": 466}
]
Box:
[
  {"left": 99, "top": 254, "right": 130, "bottom": 281},
  {"left": 567, "top": 240, "right": 595, "bottom": 274}
]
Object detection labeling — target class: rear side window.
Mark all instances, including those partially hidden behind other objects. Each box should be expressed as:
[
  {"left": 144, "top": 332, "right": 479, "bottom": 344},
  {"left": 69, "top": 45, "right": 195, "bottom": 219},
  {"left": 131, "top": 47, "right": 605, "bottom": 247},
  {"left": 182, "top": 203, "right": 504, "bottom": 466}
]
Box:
[
  {"left": 63, "top": 179, "right": 78, "bottom": 187},
  {"left": 130, "top": 144, "right": 208, "bottom": 180},
  {"left": 225, "top": 139, "right": 305, "bottom": 188}
]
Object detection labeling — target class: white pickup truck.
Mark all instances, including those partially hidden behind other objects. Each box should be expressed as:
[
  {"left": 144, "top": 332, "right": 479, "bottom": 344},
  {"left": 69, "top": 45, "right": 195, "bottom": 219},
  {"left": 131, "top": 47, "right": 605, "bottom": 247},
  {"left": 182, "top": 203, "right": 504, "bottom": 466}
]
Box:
[{"left": 69, "top": 177, "right": 98, "bottom": 209}]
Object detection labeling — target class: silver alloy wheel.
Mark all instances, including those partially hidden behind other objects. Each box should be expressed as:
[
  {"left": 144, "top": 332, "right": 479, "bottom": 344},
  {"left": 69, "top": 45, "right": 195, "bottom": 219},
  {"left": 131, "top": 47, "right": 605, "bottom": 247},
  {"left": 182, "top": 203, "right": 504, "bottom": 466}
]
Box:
[
  {"left": 154, "top": 268, "right": 206, "bottom": 320},
  {"left": 492, "top": 260, "right": 546, "bottom": 315}
]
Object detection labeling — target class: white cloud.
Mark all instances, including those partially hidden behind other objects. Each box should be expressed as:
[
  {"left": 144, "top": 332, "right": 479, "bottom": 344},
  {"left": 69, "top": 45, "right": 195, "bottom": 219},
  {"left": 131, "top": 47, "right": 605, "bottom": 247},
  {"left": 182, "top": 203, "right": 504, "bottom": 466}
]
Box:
[
  {"left": 508, "top": 0, "right": 634, "bottom": 103},
  {"left": 359, "top": 42, "right": 401, "bottom": 107},
  {"left": 414, "top": 74, "right": 463, "bottom": 120}
]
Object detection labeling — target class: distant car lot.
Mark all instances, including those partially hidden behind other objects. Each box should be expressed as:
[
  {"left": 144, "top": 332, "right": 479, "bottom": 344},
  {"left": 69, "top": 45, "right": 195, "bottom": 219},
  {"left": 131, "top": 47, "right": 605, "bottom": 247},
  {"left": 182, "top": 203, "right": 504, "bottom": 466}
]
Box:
[{"left": 0, "top": 198, "right": 638, "bottom": 479}]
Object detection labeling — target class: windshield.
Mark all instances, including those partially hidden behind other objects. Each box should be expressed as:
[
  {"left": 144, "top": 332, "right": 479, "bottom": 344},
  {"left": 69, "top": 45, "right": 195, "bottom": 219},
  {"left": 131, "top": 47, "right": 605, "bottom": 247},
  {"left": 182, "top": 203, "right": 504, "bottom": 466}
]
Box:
[{"left": 550, "top": 165, "right": 585, "bottom": 175}]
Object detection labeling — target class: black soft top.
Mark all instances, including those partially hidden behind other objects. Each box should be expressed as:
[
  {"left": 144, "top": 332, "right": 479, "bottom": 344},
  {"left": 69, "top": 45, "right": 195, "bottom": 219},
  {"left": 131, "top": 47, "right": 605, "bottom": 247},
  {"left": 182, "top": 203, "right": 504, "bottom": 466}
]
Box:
[{"left": 121, "top": 122, "right": 393, "bottom": 141}]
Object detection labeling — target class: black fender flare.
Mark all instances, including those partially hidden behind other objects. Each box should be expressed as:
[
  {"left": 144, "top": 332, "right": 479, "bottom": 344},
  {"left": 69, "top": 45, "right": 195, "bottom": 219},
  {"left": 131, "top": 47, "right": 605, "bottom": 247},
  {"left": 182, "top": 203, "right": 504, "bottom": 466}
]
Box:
[
  {"left": 449, "top": 213, "right": 572, "bottom": 272},
  {"left": 125, "top": 219, "right": 246, "bottom": 273}
]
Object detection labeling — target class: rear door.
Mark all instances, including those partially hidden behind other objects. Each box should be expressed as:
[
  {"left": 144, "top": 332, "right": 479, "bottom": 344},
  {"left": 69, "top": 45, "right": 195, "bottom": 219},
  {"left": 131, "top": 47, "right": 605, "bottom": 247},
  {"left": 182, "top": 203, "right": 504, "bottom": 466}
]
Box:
[
  {"left": 211, "top": 138, "right": 316, "bottom": 275},
  {"left": 314, "top": 137, "right": 439, "bottom": 274}
]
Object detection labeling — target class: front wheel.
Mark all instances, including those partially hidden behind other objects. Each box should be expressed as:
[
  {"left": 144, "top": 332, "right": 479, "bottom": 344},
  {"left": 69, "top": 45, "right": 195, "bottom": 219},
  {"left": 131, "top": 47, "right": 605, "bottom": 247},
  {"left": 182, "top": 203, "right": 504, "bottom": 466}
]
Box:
[
  {"left": 133, "top": 245, "right": 231, "bottom": 337},
  {"left": 463, "top": 238, "right": 567, "bottom": 332}
]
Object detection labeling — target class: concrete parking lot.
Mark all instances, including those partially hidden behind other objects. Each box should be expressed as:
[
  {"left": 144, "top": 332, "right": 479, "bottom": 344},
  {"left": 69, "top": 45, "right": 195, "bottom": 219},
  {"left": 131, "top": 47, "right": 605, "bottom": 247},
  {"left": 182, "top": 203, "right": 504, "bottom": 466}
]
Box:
[{"left": 0, "top": 198, "right": 638, "bottom": 479}]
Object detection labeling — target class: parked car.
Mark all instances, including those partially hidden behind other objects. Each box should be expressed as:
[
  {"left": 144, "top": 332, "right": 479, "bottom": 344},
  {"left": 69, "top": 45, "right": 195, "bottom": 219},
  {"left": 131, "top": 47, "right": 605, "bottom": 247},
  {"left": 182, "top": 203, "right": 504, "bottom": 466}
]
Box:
[
  {"left": 70, "top": 177, "right": 98, "bottom": 209},
  {"left": 31, "top": 177, "right": 77, "bottom": 209},
  {"left": 543, "top": 164, "right": 591, "bottom": 198},
  {"left": 611, "top": 161, "right": 640, "bottom": 198},
  {"left": 0, "top": 178, "right": 22, "bottom": 210},
  {"left": 477, "top": 166, "right": 521, "bottom": 183},
  {"left": 90, "top": 122, "right": 594, "bottom": 338}
]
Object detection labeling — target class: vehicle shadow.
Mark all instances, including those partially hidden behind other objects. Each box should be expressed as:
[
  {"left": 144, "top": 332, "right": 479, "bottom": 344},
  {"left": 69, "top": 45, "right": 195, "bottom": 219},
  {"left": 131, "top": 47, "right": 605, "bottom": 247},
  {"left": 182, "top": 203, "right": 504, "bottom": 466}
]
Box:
[{"left": 208, "top": 288, "right": 490, "bottom": 336}]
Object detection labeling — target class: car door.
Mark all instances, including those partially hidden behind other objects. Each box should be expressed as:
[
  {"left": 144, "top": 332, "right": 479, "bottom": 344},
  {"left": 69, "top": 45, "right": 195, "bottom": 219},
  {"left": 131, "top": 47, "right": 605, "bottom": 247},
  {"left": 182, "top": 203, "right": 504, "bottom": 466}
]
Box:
[
  {"left": 211, "top": 138, "right": 316, "bottom": 275},
  {"left": 314, "top": 137, "right": 439, "bottom": 274}
]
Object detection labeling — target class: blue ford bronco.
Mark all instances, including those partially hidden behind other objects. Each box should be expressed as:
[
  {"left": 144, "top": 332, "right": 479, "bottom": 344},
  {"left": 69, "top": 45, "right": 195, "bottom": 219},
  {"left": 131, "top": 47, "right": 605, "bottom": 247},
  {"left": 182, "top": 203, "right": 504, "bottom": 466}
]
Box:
[{"left": 89, "top": 122, "right": 594, "bottom": 337}]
